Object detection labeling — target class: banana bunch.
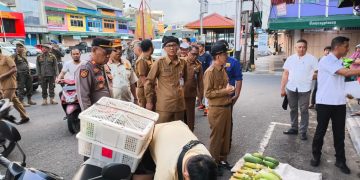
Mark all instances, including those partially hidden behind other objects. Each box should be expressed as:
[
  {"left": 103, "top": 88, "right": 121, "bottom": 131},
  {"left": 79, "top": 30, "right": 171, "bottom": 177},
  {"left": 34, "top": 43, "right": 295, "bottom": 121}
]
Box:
[{"left": 230, "top": 153, "right": 282, "bottom": 180}]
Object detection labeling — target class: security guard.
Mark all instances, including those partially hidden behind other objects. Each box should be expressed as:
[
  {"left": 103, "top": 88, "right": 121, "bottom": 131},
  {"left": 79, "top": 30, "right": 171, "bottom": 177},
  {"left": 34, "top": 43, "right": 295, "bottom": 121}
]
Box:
[
  {"left": 184, "top": 45, "right": 203, "bottom": 131},
  {"left": 36, "top": 44, "right": 59, "bottom": 105},
  {"left": 75, "top": 38, "right": 113, "bottom": 111},
  {"left": 12, "top": 42, "right": 36, "bottom": 107},
  {"left": 145, "top": 36, "right": 187, "bottom": 123},
  {"left": 135, "top": 39, "right": 155, "bottom": 108},
  {"left": 203, "top": 42, "right": 234, "bottom": 175}
]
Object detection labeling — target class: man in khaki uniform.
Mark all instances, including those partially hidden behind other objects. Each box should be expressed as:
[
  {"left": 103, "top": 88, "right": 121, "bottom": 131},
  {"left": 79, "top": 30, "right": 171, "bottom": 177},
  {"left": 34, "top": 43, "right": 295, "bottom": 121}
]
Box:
[
  {"left": 12, "top": 42, "right": 36, "bottom": 107},
  {"left": 108, "top": 39, "right": 137, "bottom": 103},
  {"left": 145, "top": 36, "right": 187, "bottom": 123},
  {"left": 75, "top": 38, "right": 113, "bottom": 111},
  {"left": 184, "top": 45, "right": 203, "bottom": 131},
  {"left": 149, "top": 121, "right": 217, "bottom": 179},
  {"left": 36, "top": 44, "right": 59, "bottom": 105},
  {"left": 204, "top": 43, "right": 234, "bottom": 175},
  {"left": 0, "top": 52, "right": 29, "bottom": 124},
  {"left": 135, "top": 39, "right": 155, "bottom": 108}
]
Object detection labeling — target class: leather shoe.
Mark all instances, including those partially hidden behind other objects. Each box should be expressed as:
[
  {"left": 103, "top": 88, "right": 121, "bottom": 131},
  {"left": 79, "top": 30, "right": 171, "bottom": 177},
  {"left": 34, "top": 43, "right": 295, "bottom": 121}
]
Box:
[
  {"left": 19, "top": 118, "right": 30, "bottom": 124},
  {"left": 283, "top": 128, "right": 298, "bottom": 135},
  {"left": 335, "top": 161, "right": 351, "bottom": 174},
  {"left": 300, "top": 133, "right": 308, "bottom": 140},
  {"left": 220, "top": 161, "right": 233, "bottom": 171},
  {"left": 310, "top": 157, "right": 320, "bottom": 167}
]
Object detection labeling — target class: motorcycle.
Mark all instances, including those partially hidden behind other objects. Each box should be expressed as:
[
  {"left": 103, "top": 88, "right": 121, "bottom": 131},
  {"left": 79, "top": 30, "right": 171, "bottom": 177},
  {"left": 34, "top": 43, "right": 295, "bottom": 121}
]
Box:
[
  {"left": 58, "top": 79, "right": 81, "bottom": 134},
  {"left": 0, "top": 98, "right": 131, "bottom": 180},
  {"left": 0, "top": 99, "right": 17, "bottom": 157}
]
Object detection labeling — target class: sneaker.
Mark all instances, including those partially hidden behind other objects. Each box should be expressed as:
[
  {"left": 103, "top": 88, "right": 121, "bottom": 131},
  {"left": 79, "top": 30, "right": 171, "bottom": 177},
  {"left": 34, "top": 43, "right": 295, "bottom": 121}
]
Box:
[
  {"left": 335, "top": 161, "right": 351, "bottom": 174},
  {"left": 203, "top": 108, "right": 208, "bottom": 116},
  {"left": 198, "top": 104, "right": 205, "bottom": 110}
]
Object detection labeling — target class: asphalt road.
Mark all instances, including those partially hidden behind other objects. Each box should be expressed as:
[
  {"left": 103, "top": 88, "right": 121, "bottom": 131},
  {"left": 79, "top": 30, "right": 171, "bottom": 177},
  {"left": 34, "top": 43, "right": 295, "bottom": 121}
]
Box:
[{"left": 1, "top": 54, "right": 359, "bottom": 179}]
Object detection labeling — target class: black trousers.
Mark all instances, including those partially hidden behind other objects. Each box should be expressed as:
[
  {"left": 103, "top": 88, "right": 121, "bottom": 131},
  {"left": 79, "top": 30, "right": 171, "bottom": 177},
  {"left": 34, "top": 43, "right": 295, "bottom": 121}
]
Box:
[
  {"left": 312, "top": 104, "right": 346, "bottom": 162},
  {"left": 310, "top": 80, "right": 317, "bottom": 105}
]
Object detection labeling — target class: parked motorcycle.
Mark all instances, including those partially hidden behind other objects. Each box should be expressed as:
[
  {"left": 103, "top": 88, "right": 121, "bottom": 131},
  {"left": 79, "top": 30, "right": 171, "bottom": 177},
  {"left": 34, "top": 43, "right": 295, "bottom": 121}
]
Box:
[
  {"left": 0, "top": 99, "right": 17, "bottom": 157},
  {"left": 58, "top": 79, "right": 81, "bottom": 134},
  {"left": 0, "top": 99, "right": 131, "bottom": 180}
]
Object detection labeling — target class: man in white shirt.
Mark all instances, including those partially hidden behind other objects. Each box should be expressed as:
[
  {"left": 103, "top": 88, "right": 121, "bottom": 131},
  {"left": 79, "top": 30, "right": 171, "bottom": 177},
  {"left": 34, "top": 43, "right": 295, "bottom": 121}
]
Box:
[
  {"left": 280, "top": 39, "right": 318, "bottom": 140},
  {"left": 56, "top": 49, "right": 83, "bottom": 81},
  {"left": 311, "top": 36, "right": 360, "bottom": 174}
]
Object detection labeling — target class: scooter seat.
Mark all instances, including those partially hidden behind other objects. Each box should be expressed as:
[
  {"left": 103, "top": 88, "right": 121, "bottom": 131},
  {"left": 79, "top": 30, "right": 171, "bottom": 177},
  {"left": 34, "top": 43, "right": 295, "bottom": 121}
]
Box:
[{"left": 72, "top": 163, "right": 102, "bottom": 180}]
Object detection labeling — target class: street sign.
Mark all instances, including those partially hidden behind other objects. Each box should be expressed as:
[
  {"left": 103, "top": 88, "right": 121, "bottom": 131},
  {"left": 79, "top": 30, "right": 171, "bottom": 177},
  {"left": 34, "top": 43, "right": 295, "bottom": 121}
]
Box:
[{"left": 258, "top": 33, "right": 268, "bottom": 52}]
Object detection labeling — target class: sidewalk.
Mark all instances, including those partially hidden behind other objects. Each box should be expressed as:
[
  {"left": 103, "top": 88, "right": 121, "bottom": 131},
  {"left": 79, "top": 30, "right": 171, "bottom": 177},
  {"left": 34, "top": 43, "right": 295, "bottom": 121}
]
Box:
[
  {"left": 346, "top": 99, "right": 360, "bottom": 156},
  {"left": 253, "top": 54, "right": 286, "bottom": 75}
]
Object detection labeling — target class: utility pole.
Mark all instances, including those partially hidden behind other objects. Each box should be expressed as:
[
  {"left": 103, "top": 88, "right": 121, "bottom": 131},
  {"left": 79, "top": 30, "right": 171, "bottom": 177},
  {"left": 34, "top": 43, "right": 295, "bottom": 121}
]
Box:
[
  {"left": 242, "top": 11, "right": 249, "bottom": 70},
  {"left": 234, "top": 0, "right": 243, "bottom": 61},
  {"left": 199, "top": 0, "right": 208, "bottom": 40},
  {"left": 249, "top": 0, "right": 255, "bottom": 71}
]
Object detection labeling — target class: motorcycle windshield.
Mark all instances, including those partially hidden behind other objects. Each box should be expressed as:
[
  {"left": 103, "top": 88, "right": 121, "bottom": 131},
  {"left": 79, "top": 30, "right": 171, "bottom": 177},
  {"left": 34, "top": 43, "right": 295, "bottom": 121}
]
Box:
[{"left": 63, "top": 86, "right": 76, "bottom": 91}]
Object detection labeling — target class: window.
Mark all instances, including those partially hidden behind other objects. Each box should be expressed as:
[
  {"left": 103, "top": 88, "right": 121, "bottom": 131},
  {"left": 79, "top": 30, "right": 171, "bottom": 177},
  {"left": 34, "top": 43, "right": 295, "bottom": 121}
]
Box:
[
  {"left": 104, "top": 19, "right": 114, "bottom": 29},
  {"left": 88, "top": 21, "right": 100, "bottom": 28},
  {"left": 70, "top": 15, "right": 83, "bottom": 27},
  {"left": 1, "top": 19, "right": 15, "bottom": 33},
  {"left": 118, "top": 22, "right": 127, "bottom": 30}
]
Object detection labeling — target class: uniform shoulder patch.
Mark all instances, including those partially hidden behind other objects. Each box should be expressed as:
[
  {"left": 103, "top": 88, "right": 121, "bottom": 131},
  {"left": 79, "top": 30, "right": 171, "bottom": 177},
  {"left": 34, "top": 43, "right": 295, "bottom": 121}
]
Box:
[{"left": 80, "top": 69, "right": 89, "bottom": 78}]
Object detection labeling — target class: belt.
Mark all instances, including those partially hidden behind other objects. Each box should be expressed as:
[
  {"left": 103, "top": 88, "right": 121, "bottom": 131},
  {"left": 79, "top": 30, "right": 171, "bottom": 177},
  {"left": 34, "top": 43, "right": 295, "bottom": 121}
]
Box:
[{"left": 209, "top": 104, "right": 232, "bottom": 108}]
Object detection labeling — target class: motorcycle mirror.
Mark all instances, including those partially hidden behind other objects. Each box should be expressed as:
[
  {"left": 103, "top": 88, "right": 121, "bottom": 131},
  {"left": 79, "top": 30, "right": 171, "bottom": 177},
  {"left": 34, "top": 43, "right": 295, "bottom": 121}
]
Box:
[
  {"left": 0, "top": 120, "right": 21, "bottom": 142},
  {"left": 101, "top": 163, "right": 131, "bottom": 180}
]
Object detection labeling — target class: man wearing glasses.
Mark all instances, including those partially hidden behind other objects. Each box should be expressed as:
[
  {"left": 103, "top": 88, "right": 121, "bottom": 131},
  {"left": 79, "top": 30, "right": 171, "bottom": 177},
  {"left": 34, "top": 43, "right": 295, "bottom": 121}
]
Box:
[
  {"left": 75, "top": 38, "right": 114, "bottom": 111},
  {"left": 183, "top": 45, "right": 203, "bottom": 131},
  {"left": 108, "top": 39, "right": 137, "bottom": 103},
  {"left": 145, "top": 36, "right": 187, "bottom": 123}
]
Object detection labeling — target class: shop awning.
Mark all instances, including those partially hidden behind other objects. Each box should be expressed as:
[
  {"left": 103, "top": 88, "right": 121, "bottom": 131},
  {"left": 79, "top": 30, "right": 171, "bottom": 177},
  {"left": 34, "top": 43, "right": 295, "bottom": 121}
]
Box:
[
  {"left": 269, "top": 15, "right": 360, "bottom": 30},
  {"left": 49, "top": 31, "right": 132, "bottom": 38}
]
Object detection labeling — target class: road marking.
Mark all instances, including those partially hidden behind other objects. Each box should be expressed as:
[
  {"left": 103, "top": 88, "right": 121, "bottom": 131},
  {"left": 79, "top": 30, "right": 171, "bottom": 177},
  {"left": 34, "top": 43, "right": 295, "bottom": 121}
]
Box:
[{"left": 258, "top": 122, "right": 290, "bottom": 154}]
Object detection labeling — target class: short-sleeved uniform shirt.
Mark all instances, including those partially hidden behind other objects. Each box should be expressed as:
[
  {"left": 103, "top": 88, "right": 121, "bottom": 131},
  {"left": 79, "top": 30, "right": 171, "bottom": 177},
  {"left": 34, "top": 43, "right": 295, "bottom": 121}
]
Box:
[
  {"left": 145, "top": 56, "right": 187, "bottom": 112},
  {"left": 62, "top": 60, "right": 84, "bottom": 80},
  {"left": 184, "top": 59, "right": 203, "bottom": 98},
  {"left": 225, "top": 57, "right": 243, "bottom": 86},
  {"left": 135, "top": 55, "right": 154, "bottom": 88},
  {"left": 149, "top": 121, "right": 211, "bottom": 180},
  {"left": 198, "top": 52, "right": 212, "bottom": 73},
  {"left": 316, "top": 53, "right": 346, "bottom": 105},
  {"left": 11, "top": 53, "right": 29, "bottom": 73},
  {"left": 0, "top": 55, "right": 17, "bottom": 90},
  {"left": 283, "top": 53, "right": 318, "bottom": 92}
]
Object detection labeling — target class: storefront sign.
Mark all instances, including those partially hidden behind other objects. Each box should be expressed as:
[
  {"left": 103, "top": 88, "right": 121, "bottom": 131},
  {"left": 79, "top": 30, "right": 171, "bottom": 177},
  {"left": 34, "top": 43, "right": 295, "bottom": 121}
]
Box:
[
  {"left": 276, "top": 3, "right": 287, "bottom": 16},
  {"left": 309, "top": 21, "right": 336, "bottom": 26},
  {"left": 48, "top": 15, "right": 64, "bottom": 27},
  {"left": 258, "top": 33, "right": 269, "bottom": 52}
]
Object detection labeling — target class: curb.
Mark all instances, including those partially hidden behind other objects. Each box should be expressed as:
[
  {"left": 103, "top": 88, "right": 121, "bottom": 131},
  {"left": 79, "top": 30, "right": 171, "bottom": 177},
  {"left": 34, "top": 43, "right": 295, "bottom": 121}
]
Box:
[{"left": 346, "top": 101, "right": 360, "bottom": 156}]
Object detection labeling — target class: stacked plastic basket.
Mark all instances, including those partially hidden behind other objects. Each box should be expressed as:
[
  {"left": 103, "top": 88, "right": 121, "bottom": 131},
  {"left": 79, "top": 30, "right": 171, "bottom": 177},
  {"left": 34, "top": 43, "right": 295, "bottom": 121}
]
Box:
[{"left": 76, "top": 97, "right": 159, "bottom": 172}]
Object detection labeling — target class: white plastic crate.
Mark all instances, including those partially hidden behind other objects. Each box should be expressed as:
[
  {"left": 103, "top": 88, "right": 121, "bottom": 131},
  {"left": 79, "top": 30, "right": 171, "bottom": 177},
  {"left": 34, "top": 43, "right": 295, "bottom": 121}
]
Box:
[
  {"left": 79, "top": 97, "right": 158, "bottom": 155},
  {"left": 77, "top": 134, "right": 148, "bottom": 172}
]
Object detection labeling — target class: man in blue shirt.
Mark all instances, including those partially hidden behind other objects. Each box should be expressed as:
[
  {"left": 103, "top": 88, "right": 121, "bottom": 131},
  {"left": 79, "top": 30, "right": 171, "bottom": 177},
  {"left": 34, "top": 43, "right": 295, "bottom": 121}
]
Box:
[
  {"left": 216, "top": 40, "right": 243, "bottom": 149},
  {"left": 197, "top": 41, "right": 212, "bottom": 115}
]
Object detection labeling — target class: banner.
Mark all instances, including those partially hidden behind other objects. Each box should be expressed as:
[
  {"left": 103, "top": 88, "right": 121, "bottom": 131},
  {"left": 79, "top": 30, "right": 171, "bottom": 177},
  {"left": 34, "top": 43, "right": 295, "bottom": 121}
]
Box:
[
  {"left": 258, "top": 33, "right": 269, "bottom": 52},
  {"left": 47, "top": 15, "right": 63, "bottom": 27},
  {"left": 135, "top": 10, "right": 154, "bottom": 39},
  {"left": 276, "top": 3, "right": 287, "bottom": 16}
]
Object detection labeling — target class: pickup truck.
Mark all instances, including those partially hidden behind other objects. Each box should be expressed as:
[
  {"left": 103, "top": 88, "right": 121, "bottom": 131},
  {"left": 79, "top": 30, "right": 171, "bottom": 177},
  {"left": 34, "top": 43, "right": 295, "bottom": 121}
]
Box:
[{"left": 66, "top": 42, "right": 91, "bottom": 54}]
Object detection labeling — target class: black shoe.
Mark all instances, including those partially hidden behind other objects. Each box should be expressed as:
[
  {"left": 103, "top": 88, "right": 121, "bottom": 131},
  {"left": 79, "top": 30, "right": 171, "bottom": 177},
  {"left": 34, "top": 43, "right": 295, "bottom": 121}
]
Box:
[
  {"left": 19, "top": 118, "right": 30, "bottom": 124},
  {"left": 217, "top": 164, "right": 224, "bottom": 176},
  {"left": 310, "top": 157, "right": 320, "bottom": 167},
  {"left": 219, "top": 161, "right": 233, "bottom": 171},
  {"left": 335, "top": 161, "right": 351, "bottom": 174},
  {"left": 283, "top": 129, "right": 298, "bottom": 135},
  {"left": 300, "top": 133, "right": 308, "bottom": 140}
]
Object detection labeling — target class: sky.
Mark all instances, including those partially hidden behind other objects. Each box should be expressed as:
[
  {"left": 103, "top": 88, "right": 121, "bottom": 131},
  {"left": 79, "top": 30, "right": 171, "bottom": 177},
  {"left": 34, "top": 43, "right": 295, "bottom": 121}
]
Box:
[{"left": 123, "top": 0, "right": 237, "bottom": 24}]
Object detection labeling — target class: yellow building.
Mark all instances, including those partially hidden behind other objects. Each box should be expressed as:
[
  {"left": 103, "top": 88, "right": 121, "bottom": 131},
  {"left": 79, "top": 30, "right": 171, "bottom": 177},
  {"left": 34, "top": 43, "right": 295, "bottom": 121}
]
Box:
[{"left": 66, "top": 14, "right": 86, "bottom": 32}]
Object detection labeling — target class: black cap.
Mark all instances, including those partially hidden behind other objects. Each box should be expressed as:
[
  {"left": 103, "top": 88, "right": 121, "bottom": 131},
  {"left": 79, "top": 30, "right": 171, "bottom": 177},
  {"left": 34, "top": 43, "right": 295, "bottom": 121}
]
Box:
[
  {"left": 162, "top": 36, "right": 179, "bottom": 48},
  {"left": 91, "top": 38, "right": 113, "bottom": 48},
  {"left": 210, "top": 43, "right": 227, "bottom": 56},
  {"left": 215, "top": 40, "right": 230, "bottom": 51}
]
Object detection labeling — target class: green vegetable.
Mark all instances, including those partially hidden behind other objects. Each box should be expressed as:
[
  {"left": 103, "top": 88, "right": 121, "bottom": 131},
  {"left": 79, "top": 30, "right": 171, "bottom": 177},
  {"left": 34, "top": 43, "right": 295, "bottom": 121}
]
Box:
[
  {"left": 244, "top": 153, "right": 263, "bottom": 164},
  {"left": 233, "top": 173, "right": 251, "bottom": 180},
  {"left": 264, "top": 156, "right": 279, "bottom": 166},
  {"left": 244, "top": 162, "right": 264, "bottom": 170},
  {"left": 263, "top": 160, "right": 277, "bottom": 169},
  {"left": 254, "top": 171, "right": 281, "bottom": 180},
  {"left": 252, "top": 152, "right": 264, "bottom": 159}
]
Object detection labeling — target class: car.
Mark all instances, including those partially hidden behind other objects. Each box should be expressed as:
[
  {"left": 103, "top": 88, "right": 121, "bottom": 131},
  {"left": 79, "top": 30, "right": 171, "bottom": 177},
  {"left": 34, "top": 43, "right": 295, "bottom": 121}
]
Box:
[
  {"left": 0, "top": 42, "right": 15, "bottom": 55},
  {"left": 25, "top": 45, "right": 41, "bottom": 56},
  {"left": 151, "top": 39, "right": 165, "bottom": 59},
  {"left": 0, "top": 47, "right": 14, "bottom": 56},
  {"left": 28, "top": 62, "right": 39, "bottom": 91}
]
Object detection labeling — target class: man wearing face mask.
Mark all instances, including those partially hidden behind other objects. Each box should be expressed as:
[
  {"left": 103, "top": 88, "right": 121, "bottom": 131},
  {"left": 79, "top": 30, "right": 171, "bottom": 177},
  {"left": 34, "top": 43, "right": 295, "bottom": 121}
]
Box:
[
  {"left": 145, "top": 36, "right": 187, "bottom": 123},
  {"left": 75, "top": 38, "right": 113, "bottom": 111}
]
